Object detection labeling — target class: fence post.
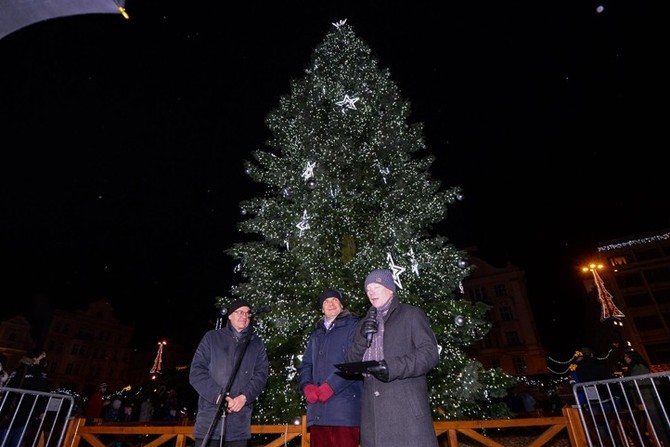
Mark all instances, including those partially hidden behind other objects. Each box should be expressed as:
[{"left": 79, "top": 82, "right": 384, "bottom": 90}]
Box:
[
  {"left": 301, "top": 414, "right": 309, "bottom": 447},
  {"left": 62, "top": 417, "right": 86, "bottom": 447},
  {"left": 563, "top": 406, "right": 587, "bottom": 446}
]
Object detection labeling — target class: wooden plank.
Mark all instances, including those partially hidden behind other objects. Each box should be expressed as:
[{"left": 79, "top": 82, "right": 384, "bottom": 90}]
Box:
[
  {"left": 142, "top": 434, "right": 174, "bottom": 447},
  {"left": 528, "top": 424, "right": 566, "bottom": 447},
  {"left": 458, "top": 428, "right": 504, "bottom": 447},
  {"left": 79, "top": 433, "right": 107, "bottom": 447},
  {"left": 264, "top": 433, "right": 300, "bottom": 447}
]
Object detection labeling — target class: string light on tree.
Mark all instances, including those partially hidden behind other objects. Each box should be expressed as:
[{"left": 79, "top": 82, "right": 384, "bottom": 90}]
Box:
[{"left": 581, "top": 263, "right": 625, "bottom": 322}]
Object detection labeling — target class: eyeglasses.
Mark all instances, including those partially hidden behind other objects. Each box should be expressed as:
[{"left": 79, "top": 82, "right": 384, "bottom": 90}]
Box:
[{"left": 232, "top": 310, "right": 252, "bottom": 317}]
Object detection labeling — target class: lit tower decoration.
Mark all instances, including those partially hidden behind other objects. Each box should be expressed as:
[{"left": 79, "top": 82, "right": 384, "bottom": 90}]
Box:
[
  {"left": 150, "top": 340, "right": 167, "bottom": 376},
  {"left": 582, "top": 263, "right": 625, "bottom": 321}
]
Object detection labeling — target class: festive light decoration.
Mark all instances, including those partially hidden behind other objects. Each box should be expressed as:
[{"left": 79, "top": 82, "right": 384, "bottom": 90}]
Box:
[
  {"left": 582, "top": 263, "right": 624, "bottom": 321},
  {"left": 387, "top": 252, "right": 406, "bottom": 289},
  {"left": 332, "top": 19, "right": 347, "bottom": 29},
  {"left": 335, "top": 94, "right": 360, "bottom": 111},
  {"left": 301, "top": 161, "right": 316, "bottom": 181},
  {"left": 149, "top": 340, "right": 167, "bottom": 374},
  {"left": 597, "top": 231, "right": 670, "bottom": 252},
  {"left": 225, "top": 18, "right": 512, "bottom": 423},
  {"left": 546, "top": 348, "right": 613, "bottom": 375},
  {"left": 296, "top": 210, "right": 310, "bottom": 236}
]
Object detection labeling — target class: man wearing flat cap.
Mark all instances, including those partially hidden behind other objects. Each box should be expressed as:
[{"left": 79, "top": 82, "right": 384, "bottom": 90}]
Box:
[
  {"left": 346, "top": 269, "right": 440, "bottom": 447},
  {"left": 190, "top": 299, "right": 269, "bottom": 447},
  {"left": 299, "top": 288, "right": 361, "bottom": 447}
]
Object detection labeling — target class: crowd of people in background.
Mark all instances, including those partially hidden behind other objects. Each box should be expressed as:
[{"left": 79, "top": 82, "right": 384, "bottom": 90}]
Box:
[{"left": 80, "top": 384, "right": 189, "bottom": 424}]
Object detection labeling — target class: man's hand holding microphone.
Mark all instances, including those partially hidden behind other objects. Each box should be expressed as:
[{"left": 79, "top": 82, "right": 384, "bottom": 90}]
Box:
[{"left": 361, "top": 307, "right": 390, "bottom": 382}]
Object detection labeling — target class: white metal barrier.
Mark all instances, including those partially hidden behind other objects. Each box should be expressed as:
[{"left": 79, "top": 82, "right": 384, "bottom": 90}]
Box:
[
  {"left": 572, "top": 371, "right": 670, "bottom": 447},
  {"left": 0, "top": 386, "right": 75, "bottom": 447}
]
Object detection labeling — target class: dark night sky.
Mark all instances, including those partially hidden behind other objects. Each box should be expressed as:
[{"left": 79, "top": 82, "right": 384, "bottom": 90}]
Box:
[{"left": 0, "top": 1, "right": 666, "bottom": 354}]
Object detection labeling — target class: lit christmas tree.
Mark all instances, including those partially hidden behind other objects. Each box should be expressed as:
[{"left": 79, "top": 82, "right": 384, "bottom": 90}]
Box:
[{"left": 224, "top": 19, "right": 512, "bottom": 423}]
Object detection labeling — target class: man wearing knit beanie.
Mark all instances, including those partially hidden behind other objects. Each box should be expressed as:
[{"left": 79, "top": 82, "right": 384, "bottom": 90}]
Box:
[
  {"left": 299, "top": 288, "right": 361, "bottom": 447},
  {"left": 190, "top": 297, "right": 269, "bottom": 447},
  {"left": 318, "top": 288, "right": 344, "bottom": 308},
  {"left": 364, "top": 269, "right": 397, "bottom": 294},
  {"left": 227, "top": 299, "right": 252, "bottom": 316},
  {"left": 346, "top": 268, "right": 440, "bottom": 447}
]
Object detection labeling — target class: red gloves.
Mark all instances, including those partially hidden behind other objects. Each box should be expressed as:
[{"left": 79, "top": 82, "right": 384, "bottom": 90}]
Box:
[
  {"left": 317, "top": 383, "right": 334, "bottom": 402},
  {"left": 304, "top": 383, "right": 335, "bottom": 403},
  {"left": 303, "top": 384, "right": 319, "bottom": 404}
]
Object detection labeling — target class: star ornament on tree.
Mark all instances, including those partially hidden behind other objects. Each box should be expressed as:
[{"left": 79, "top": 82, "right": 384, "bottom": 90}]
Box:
[
  {"left": 296, "top": 210, "right": 310, "bottom": 236},
  {"left": 387, "top": 252, "right": 406, "bottom": 289},
  {"left": 302, "top": 161, "right": 317, "bottom": 180},
  {"left": 336, "top": 94, "right": 359, "bottom": 112},
  {"left": 332, "top": 19, "right": 347, "bottom": 30}
]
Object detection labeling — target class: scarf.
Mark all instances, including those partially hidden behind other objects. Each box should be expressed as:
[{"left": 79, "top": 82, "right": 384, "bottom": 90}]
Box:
[{"left": 362, "top": 297, "right": 394, "bottom": 362}]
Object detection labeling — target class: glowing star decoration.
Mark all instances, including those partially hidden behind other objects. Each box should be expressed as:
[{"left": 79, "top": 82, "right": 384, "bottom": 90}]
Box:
[
  {"left": 285, "top": 355, "right": 298, "bottom": 381},
  {"left": 336, "top": 94, "right": 360, "bottom": 112},
  {"left": 301, "top": 161, "right": 317, "bottom": 181},
  {"left": 407, "top": 248, "right": 419, "bottom": 276},
  {"left": 386, "top": 253, "right": 406, "bottom": 289},
  {"left": 149, "top": 340, "right": 167, "bottom": 374},
  {"left": 379, "top": 166, "right": 390, "bottom": 184},
  {"left": 332, "top": 19, "right": 347, "bottom": 29},
  {"left": 584, "top": 264, "right": 625, "bottom": 322},
  {"left": 296, "top": 210, "right": 310, "bottom": 236}
]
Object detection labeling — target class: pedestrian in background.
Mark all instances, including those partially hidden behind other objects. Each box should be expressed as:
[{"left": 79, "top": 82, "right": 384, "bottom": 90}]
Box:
[
  {"left": 190, "top": 299, "right": 269, "bottom": 447},
  {"left": 569, "top": 347, "right": 613, "bottom": 406},
  {"left": 0, "top": 349, "right": 49, "bottom": 447},
  {"left": 346, "top": 269, "right": 440, "bottom": 447},
  {"left": 0, "top": 353, "right": 8, "bottom": 386},
  {"left": 622, "top": 350, "right": 670, "bottom": 447},
  {"left": 299, "top": 288, "right": 361, "bottom": 447},
  {"left": 85, "top": 382, "right": 109, "bottom": 422}
]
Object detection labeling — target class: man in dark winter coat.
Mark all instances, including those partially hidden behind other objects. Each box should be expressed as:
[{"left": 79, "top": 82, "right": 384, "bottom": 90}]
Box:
[
  {"left": 299, "top": 288, "right": 361, "bottom": 447},
  {"left": 346, "top": 269, "right": 440, "bottom": 447},
  {"left": 190, "top": 299, "right": 269, "bottom": 447}
]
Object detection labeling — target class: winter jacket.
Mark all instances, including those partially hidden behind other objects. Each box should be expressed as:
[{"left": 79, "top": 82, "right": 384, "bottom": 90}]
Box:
[
  {"left": 346, "top": 298, "right": 439, "bottom": 447},
  {"left": 189, "top": 321, "right": 269, "bottom": 443},
  {"left": 299, "top": 309, "right": 362, "bottom": 427},
  {"left": 0, "top": 355, "right": 49, "bottom": 429}
]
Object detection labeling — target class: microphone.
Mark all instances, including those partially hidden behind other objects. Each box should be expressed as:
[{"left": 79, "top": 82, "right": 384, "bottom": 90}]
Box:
[
  {"left": 365, "top": 307, "right": 378, "bottom": 348},
  {"left": 252, "top": 305, "right": 272, "bottom": 315}
]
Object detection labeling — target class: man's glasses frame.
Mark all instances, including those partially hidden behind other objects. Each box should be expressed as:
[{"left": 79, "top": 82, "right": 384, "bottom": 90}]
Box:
[{"left": 232, "top": 309, "right": 253, "bottom": 317}]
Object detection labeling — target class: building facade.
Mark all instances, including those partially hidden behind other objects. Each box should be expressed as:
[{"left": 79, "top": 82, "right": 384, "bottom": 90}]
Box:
[
  {"left": 593, "top": 228, "right": 670, "bottom": 369},
  {"left": 0, "top": 299, "right": 135, "bottom": 394},
  {"left": 461, "top": 255, "right": 548, "bottom": 377}
]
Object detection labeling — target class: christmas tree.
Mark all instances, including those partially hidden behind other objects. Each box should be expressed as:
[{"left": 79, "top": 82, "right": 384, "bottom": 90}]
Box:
[{"left": 224, "top": 19, "right": 512, "bottom": 423}]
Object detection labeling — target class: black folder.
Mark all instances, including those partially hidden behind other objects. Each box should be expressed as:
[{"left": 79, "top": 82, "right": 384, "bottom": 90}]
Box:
[{"left": 334, "top": 360, "right": 383, "bottom": 375}]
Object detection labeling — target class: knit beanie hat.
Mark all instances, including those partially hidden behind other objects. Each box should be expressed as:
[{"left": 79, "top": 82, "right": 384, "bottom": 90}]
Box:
[
  {"left": 364, "top": 269, "right": 396, "bottom": 293},
  {"left": 228, "top": 299, "right": 252, "bottom": 315},
  {"left": 318, "top": 289, "right": 343, "bottom": 308}
]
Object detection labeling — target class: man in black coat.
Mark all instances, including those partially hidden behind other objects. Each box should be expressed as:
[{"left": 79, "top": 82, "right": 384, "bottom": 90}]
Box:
[{"left": 346, "top": 269, "right": 440, "bottom": 447}]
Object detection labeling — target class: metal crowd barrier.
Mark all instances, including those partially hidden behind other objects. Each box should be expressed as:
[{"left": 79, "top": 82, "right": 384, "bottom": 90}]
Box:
[
  {"left": 572, "top": 371, "right": 670, "bottom": 447},
  {"left": 0, "top": 386, "right": 75, "bottom": 447}
]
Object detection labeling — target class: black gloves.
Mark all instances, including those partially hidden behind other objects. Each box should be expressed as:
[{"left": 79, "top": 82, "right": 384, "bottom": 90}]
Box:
[
  {"left": 367, "top": 360, "right": 389, "bottom": 382},
  {"left": 362, "top": 307, "right": 378, "bottom": 347},
  {"left": 361, "top": 317, "right": 378, "bottom": 338}
]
